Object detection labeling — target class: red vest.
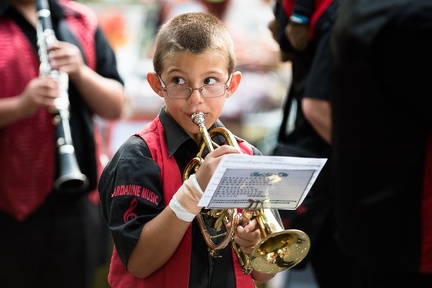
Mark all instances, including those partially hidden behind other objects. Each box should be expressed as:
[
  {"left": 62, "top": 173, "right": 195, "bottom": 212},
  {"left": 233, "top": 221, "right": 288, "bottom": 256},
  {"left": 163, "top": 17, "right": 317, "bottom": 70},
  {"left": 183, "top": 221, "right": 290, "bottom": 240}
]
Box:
[
  {"left": 107, "top": 116, "right": 257, "bottom": 287},
  {"left": 421, "top": 129, "right": 432, "bottom": 273},
  {"left": 0, "top": 0, "right": 97, "bottom": 221}
]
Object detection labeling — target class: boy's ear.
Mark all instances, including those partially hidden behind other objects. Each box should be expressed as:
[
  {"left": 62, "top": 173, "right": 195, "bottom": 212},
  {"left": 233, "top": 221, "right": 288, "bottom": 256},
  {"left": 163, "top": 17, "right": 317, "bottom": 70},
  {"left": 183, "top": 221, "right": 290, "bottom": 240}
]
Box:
[
  {"left": 225, "top": 71, "right": 242, "bottom": 99},
  {"left": 147, "top": 72, "right": 164, "bottom": 98}
]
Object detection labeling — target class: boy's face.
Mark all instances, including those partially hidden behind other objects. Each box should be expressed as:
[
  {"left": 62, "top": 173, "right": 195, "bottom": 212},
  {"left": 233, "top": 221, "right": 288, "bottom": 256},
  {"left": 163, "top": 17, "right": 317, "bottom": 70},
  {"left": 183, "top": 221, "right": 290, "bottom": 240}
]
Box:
[{"left": 151, "top": 51, "right": 240, "bottom": 143}]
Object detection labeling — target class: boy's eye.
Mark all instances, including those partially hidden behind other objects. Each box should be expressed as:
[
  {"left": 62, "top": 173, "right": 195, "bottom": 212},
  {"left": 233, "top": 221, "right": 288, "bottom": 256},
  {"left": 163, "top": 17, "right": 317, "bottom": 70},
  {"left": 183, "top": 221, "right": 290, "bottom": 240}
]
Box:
[
  {"left": 173, "top": 77, "right": 186, "bottom": 85},
  {"left": 204, "top": 77, "right": 217, "bottom": 85}
]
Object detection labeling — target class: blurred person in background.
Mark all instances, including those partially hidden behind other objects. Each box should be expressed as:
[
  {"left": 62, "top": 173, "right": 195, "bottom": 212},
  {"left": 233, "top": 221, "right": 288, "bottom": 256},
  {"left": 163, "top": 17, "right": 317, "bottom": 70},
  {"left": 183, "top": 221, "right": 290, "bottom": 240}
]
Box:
[
  {"left": 0, "top": 0, "right": 124, "bottom": 287},
  {"left": 268, "top": 0, "right": 352, "bottom": 287},
  {"left": 330, "top": 0, "right": 432, "bottom": 287}
]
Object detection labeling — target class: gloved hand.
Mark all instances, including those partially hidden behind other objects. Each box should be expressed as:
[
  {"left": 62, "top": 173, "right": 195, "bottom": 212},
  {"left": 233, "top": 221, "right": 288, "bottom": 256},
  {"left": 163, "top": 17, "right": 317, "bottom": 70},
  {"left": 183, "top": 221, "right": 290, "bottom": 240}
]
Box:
[{"left": 285, "top": 23, "right": 309, "bottom": 51}]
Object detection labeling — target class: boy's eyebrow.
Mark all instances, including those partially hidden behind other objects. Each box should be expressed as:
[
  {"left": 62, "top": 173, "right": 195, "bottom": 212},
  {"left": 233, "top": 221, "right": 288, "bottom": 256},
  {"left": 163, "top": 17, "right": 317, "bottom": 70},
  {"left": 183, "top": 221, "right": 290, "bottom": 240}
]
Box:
[{"left": 164, "top": 70, "right": 227, "bottom": 78}]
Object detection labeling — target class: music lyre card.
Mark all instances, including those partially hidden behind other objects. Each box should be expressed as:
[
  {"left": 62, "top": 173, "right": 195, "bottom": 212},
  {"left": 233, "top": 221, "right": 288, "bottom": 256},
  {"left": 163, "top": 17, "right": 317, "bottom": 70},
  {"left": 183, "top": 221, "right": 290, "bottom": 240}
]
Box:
[{"left": 198, "top": 154, "right": 327, "bottom": 210}]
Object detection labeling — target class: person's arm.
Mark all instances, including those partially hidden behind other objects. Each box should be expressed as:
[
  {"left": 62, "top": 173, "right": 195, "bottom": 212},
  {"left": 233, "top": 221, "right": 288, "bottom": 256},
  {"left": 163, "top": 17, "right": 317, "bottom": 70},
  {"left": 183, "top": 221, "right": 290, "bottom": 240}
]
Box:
[
  {"left": 127, "top": 145, "right": 243, "bottom": 278},
  {"left": 269, "top": 0, "right": 295, "bottom": 60},
  {"left": 302, "top": 98, "right": 332, "bottom": 144},
  {"left": 127, "top": 205, "right": 192, "bottom": 278},
  {"left": 69, "top": 63, "right": 124, "bottom": 119},
  {"left": 98, "top": 137, "right": 183, "bottom": 279},
  {"left": 283, "top": 0, "right": 314, "bottom": 51},
  {"left": 48, "top": 28, "right": 125, "bottom": 120}
]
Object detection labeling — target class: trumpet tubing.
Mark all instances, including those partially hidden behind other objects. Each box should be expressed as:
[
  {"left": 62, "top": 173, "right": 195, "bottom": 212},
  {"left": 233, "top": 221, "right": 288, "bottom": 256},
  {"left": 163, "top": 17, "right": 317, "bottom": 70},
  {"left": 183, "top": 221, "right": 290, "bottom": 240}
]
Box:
[
  {"left": 183, "top": 112, "right": 239, "bottom": 181},
  {"left": 183, "top": 112, "right": 247, "bottom": 269}
]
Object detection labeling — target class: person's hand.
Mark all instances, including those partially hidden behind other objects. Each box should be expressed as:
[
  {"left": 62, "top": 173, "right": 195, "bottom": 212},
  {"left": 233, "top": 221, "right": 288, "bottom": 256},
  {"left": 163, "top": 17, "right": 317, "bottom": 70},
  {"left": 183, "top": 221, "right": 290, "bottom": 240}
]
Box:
[
  {"left": 232, "top": 215, "right": 262, "bottom": 255},
  {"left": 18, "top": 77, "right": 59, "bottom": 116},
  {"left": 48, "top": 41, "right": 85, "bottom": 83},
  {"left": 195, "top": 145, "right": 242, "bottom": 191},
  {"left": 286, "top": 23, "right": 309, "bottom": 51},
  {"left": 170, "top": 145, "right": 242, "bottom": 221}
]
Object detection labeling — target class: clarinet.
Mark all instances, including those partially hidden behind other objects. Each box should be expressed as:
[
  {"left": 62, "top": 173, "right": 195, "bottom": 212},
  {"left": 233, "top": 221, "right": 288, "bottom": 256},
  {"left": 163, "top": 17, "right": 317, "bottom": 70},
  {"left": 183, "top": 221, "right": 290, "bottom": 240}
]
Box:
[{"left": 36, "top": 0, "right": 89, "bottom": 194}]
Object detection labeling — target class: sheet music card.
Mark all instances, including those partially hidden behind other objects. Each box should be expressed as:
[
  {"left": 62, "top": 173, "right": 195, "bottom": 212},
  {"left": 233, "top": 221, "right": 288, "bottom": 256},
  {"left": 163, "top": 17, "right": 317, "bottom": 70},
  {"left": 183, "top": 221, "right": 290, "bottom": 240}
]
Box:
[{"left": 198, "top": 154, "right": 327, "bottom": 210}]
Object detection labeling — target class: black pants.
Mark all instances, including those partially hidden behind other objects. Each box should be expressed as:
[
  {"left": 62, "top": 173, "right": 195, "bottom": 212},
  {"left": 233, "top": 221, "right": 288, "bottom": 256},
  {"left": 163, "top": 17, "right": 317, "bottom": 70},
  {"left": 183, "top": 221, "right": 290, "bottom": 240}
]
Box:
[{"left": 0, "top": 193, "right": 109, "bottom": 288}]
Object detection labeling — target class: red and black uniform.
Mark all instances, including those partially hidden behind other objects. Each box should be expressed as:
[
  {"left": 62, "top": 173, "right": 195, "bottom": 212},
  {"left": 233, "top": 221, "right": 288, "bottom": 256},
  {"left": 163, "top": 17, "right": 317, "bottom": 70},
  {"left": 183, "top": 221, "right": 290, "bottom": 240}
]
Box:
[
  {"left": 0, "top": 1, "right": 123, "bottom": 287},
  {"left": 330, "top": 0, "right": 432, "bottom": 286},
  {"left": 98, "top": 108, "right": 260, "bottom": 288}
]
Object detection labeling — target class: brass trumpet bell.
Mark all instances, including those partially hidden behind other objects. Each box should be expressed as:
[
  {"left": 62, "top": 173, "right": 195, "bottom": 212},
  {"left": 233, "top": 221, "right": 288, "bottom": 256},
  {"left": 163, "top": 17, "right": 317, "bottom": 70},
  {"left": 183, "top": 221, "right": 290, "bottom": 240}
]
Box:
[
  {"left": 240, "top": 202, "right": 311, "bottom": 274},
  {"left": 250, "top": 229, "right": 310, "bottom": 274}
]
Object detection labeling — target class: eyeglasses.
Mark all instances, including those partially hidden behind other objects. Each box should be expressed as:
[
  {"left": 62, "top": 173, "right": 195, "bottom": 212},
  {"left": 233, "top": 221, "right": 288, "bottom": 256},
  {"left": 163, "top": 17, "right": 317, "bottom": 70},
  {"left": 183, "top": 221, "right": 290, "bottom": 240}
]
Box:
[{"left": 158, "top": 75, "right": 232, "bottom": 99}]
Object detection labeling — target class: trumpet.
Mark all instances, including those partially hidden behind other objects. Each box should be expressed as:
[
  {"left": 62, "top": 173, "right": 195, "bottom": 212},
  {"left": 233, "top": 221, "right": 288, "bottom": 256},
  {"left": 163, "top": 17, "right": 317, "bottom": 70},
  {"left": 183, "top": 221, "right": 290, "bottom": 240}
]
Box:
[
  {"left": 183, "top": 112, "right": 310, "bottom": 274},
  {"left": 183, "top": 112, "right": 241, "bottom": 260},
  {"left": 36, "top": 0, "right": 88, "bottom": 194}
]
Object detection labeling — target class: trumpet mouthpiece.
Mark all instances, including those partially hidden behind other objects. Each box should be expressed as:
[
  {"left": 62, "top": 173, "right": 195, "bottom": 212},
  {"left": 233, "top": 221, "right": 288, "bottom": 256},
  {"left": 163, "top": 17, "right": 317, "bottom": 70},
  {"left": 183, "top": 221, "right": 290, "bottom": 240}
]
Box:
[{"left": 192, "top": 112, "right": 206, "bottom": 126}]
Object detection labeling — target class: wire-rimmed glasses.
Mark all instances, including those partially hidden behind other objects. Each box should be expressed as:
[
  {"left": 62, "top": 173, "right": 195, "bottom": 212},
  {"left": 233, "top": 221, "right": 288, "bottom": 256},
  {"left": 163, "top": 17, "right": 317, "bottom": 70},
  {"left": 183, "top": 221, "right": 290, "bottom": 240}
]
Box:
[{"left": 158, "top": 75, "right": 232, "bottom": 99}]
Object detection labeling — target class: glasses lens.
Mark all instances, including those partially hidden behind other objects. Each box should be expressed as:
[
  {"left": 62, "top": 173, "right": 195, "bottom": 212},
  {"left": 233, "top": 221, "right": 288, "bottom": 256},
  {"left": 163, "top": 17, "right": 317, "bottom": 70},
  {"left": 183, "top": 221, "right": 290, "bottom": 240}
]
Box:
[
  {"left": 166, "top": 86, "right": 191, "bottom": 99},
  {"left": 165, "top": 84, "right": 226, "bottom": 98},
  {"left": 201, "top": 85, "right": 226, "bottom": 98}
]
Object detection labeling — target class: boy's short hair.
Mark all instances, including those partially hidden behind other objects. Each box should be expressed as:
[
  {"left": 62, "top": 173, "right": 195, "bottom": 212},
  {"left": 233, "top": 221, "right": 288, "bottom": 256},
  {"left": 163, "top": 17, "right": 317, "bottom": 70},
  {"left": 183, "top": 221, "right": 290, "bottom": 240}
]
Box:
[{"left": 153, "top": 12, "right": 236, "bottom": 75}]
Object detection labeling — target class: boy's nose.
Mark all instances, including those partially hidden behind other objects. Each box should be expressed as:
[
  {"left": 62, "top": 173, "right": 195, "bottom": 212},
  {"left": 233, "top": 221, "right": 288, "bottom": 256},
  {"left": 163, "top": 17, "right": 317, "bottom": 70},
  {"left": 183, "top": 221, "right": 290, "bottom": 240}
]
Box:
[{"left": 188, "top": 88, "right": 205, "bottom": 103}]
